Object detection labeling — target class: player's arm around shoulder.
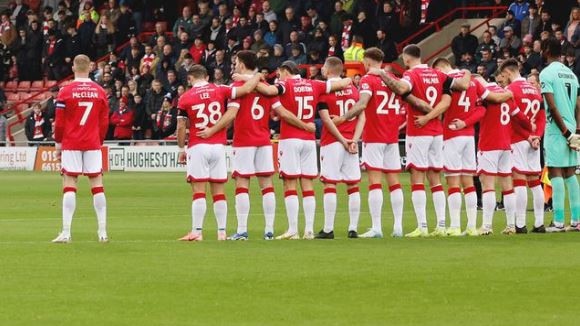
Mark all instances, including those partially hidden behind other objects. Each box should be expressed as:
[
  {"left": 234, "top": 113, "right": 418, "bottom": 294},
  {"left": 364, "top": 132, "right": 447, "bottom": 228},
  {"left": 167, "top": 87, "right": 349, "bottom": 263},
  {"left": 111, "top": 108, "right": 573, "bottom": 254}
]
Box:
[
  {"left": 368, "top": 68, "right": 410, "bottom": 95},
  {"left": 338, "top": 91, "right": 370, "bottom": 125},
  {"left": 326, "top": 77, "right": 352, "bottom": 93}
]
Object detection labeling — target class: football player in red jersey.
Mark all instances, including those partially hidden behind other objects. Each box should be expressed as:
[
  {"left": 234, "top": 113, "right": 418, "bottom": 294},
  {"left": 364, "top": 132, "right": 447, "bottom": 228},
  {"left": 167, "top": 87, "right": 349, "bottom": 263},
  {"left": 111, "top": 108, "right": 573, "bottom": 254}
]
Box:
[
  {"left": 473, "top": 74, "right": 534, "bottom": 235},
  {"left": 500, "top": 59, "right": 546, "bottom": 233},
  {"left": 253, "top": 60, "right": 351, "bottom": 240},
  {"left": 336, "top": 48, "right": 432, "bottom": 238},
  {"left": 198, "top": 51, "right": 314, "bottom": 240},
  {"left": 315, "top": 56, "right": 362, "bottom": 239},
  {"left": 52, "top": 55, "right": 110, "bottom": 243},
  {"left": 176, "top": 64, "right": 260, "bottom": 241},
  {"left": 369, "top": 45, "right": 471, "bottom": 237},
  {"left": 432, "top": 58, "right": 513, "bottom": 236}
]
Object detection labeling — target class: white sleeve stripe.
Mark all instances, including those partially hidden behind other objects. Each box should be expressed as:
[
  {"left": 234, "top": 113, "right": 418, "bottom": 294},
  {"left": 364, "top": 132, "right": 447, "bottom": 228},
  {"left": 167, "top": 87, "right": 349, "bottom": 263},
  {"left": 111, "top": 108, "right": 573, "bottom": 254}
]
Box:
[
  {"left": 228, "top": 102, "right": 240, "bottom": 108},
  {"left": 272, "top": 101, "right": 282, "bottom": 108},
  {"left": 360, "top": 90, "right": 372, "bottom": 95},
  {"left": 231, "top": 87, "right": 237, "bottom": 100},
  {"left": 326, "top": 80, "right": 332, "bottom": 94},
  {"left": 511, "top": 108, "right": 520, "bottom": 116},
  {"left": 480, "top": 89, "right": 490, "bottom": 100},
  {"left": 177, "top": 116, "right": 188, "bottom": 119}
]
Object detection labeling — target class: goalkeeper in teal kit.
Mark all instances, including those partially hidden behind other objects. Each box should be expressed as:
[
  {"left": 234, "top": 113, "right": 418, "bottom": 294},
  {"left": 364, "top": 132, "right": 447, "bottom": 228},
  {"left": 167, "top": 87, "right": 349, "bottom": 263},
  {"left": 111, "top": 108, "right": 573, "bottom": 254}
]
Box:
[{"left": 539, "top": 38, "right": 580, "bottom": 232}]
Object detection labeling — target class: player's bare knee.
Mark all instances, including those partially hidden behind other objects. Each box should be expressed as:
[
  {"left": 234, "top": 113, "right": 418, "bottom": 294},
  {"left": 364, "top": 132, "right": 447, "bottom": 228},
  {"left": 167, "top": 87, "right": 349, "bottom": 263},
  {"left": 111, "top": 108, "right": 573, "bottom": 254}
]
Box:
[
  {"left": 300, "top": 178, "right": 314, "bottom": 191},
  {"left": 257, "top": 176, "right": 273, "bottom": 189},
  {"left": 88, "top": 175, "right": 103, "bottom": 188}
]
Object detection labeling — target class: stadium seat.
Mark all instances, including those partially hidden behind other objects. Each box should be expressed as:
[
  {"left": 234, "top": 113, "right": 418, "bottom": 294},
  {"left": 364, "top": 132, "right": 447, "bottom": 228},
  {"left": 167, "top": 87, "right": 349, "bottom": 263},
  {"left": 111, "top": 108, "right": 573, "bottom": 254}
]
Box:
[
  {"left": 15, "top": 103, "right": 28, "bottom": 114},
  {"left": 39, "top": 91, "right": 52, "bottom": 100},
  {"left": 45, "top": 80, "right": 57, "bottom": 88},
  {"left": 30, "top": 80, "right": 45, "bottom": 92},
  {"left": 17, "top": 81, "right": 31, "bottom": 92},
  {"left": 5, "top": 81, "right": 17, "bottom": 91},
  {"left": 60, "top": 80, "right": 72, "bottom": 87},
  {"left": 18, "top": 92, "right": 32, "bottom": 101},
  {"left": 6, "top": 92, "right": 19, "bottom": 102}
]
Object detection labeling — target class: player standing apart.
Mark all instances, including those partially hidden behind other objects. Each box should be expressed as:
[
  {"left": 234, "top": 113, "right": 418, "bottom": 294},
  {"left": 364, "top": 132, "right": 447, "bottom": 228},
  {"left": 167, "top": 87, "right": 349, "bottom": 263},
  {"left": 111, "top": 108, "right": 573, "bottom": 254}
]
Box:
[
  {"left": 374, "top": 45, "right": 470, "bottom": 237},
  {"left": 256, "top": 61, "right": 350, "bottom": 239},
  {"left": 177, "top": 65, "right": 260, "bottom": 241},
  {"left": 499, "top": 59, "right": 546, "bottom": 233},
  {"left": 315, "top": 56, "right": 361, "bottom": 239},
  {"left": 539, "top": 38, "right": 580, "bottom": 232},
  {"left": 433, "top": 58, "right": 512, "bottom": 236},
  {"left": 52, "top": 54, "right": 110, "bottom": 243}
]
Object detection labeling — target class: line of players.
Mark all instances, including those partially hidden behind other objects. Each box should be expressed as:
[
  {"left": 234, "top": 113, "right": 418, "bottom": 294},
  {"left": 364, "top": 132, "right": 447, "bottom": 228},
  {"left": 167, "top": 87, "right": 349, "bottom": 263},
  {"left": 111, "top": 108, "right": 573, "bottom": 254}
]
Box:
[
  {"left": 173, "top": 43, "right": 556, "bottom": 241},
  {"left": 51, "top": 42, "right": 579, "bottom": 242}
]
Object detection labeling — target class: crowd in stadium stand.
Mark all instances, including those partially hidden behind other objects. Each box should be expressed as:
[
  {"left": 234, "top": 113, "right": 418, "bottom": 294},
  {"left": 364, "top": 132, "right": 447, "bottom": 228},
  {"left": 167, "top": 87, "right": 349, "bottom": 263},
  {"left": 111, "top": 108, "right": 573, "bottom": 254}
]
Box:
[{"left": 0, "top": 0, "right": 577, "bottom": 144}]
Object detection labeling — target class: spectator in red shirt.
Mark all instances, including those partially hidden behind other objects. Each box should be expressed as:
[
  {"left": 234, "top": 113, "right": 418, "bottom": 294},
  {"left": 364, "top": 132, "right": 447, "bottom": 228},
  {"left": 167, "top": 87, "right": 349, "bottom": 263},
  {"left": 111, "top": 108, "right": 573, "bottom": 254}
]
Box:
[{"left": 110, "top": 96, "right": 134, "bottom": 141}]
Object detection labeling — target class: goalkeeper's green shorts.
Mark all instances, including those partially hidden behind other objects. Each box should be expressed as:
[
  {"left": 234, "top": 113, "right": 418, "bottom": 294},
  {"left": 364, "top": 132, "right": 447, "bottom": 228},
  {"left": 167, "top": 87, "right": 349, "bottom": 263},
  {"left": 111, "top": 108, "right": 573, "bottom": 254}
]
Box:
[{"left": 544, "top": 133, "right": 578, "bottom": 168}]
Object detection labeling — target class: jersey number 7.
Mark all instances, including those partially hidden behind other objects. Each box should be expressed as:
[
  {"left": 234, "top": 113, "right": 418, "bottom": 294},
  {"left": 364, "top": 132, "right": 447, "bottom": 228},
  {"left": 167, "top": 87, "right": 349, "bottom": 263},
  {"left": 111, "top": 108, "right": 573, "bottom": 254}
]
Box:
[{"left": 79, "top": 102, "right": 94, "bottom": 126}]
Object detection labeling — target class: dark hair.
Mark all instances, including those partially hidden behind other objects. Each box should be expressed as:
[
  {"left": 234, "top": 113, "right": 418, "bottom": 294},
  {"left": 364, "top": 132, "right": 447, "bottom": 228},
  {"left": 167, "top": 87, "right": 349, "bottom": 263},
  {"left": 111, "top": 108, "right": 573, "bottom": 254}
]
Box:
[
  {"left": 499, "top": 58, "right": 519, "bottom": 73},
  {"left": 363, "top": 47, "right": 384, "bottom": 62},
  {"left": 432, "top": 57, "right": 451, "bottom": 69},
  {"left": 541, "top": 37, "right": 562, "bottom": 57},
  {"left": 352, "top": 35, "right": 363, "bottom": 44},
  {"left": 403, "top": 44, "right": 421, "bottom": 59},
  {"left": 280, "top": 60, "right": 300, "bottom": 74},
  {"left": 236, "top": 50, "right": 257, "bottom": 70}
]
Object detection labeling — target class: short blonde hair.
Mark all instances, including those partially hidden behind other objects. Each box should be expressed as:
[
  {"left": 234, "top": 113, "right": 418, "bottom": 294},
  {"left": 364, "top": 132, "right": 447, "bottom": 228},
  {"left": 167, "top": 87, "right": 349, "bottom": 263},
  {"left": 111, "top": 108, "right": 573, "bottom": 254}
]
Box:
[{"left": 73, "top": 55, "right": 91, "bottom": 74}]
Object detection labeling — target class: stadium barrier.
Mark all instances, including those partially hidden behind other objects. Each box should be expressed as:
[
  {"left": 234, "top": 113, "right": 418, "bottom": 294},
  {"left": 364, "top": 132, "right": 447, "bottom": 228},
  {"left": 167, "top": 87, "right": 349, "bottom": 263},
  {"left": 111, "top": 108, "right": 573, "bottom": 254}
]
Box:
[{"left": 1, "top": 140, "right": 409, "bottom": 172}]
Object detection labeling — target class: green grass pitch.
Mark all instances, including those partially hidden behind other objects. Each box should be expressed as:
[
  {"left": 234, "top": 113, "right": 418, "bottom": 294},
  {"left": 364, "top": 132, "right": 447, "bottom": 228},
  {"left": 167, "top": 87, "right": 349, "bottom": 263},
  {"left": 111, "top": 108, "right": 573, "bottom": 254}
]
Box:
[{"left": 1, "top": 171, "right": 579, "bottom": 326}]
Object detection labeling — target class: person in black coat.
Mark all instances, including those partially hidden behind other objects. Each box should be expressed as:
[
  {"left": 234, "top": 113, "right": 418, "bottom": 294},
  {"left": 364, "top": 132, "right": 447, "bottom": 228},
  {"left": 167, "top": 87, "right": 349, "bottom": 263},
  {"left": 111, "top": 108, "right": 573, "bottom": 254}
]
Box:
[
  {"left": 375, "top": 29, "right": 398, "bottom": 63},
  {"left": 131, "top": 93, "right": 147, "bottom": 140},
  {"left": 25, "top": 103, "right": 51, "bottom": 146},
  {"left": 42, "top": 30, "right": 65, "bottom": 80},
  {"left": 115, "top": 4, "right": 136, "bottom": 45},
  {"left": 25, "top": 21, "right": 43, "bottom": 81},
  {"left": 77, "top": 15, "right": 96, "bottom": 60},
  {"left": 451, "top": 24, "right": 479, "bottom": 65}
]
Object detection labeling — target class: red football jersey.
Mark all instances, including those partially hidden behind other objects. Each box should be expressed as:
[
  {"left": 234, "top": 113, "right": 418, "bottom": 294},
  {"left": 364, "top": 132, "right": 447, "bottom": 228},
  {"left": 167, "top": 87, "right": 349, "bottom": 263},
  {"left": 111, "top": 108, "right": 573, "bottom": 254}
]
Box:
[
  {"left": 402, "top": 64, "right": 453, "bottom": 136},
  {"left": 443, "top": 71, "right": 489, "bottom": 140},
  {"left": 359, "top": 74, "right": 405, "bottom": 144},
  {"left": 230, "top": 80, "right": 280, "bottom": 147},
  {"left": 319, "top": 78, "right": 360, "bottom": 146},
  {"left": 277, "top": 76, "right": 329, "bottom": 140},
  {"left": 54, "top": 78, "right": 109, "bottom": 151},
  {"left": 177, "top": 81, "right": 235, "bottom": 146},
  {"left": 506, "top": 78, "right": 546, "bottom": 143},
  {"left": 478, "top": 83, "right": 520, "bottom": 151}
]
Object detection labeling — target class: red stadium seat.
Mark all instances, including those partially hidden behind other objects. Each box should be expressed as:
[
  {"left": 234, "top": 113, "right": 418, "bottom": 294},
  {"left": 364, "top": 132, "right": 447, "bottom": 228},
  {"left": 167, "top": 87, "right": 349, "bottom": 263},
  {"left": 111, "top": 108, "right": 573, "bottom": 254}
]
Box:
[
  {"left": 39, "top": 92, "right": 52, "bottom": 100},
  {"left": 17, "top": 81, "right": 31, "bottom": 92},
  {"left": 45, "top": 80, "right": 57, "bottom": 88},
  {"left": 15, "top": 103, "right": 28, "bottom": 114},
  {"left": 18, "top": 92, "right": 32, "bottom": 101},
  {"left": 6, "top": 92, "right": 19, "bottom": 102},
  {"left": 30, "top": 80, "right": 45, "bottom": 92},
  {"left": 5, "top": 81, "right": 17, "bottom": 91}
]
